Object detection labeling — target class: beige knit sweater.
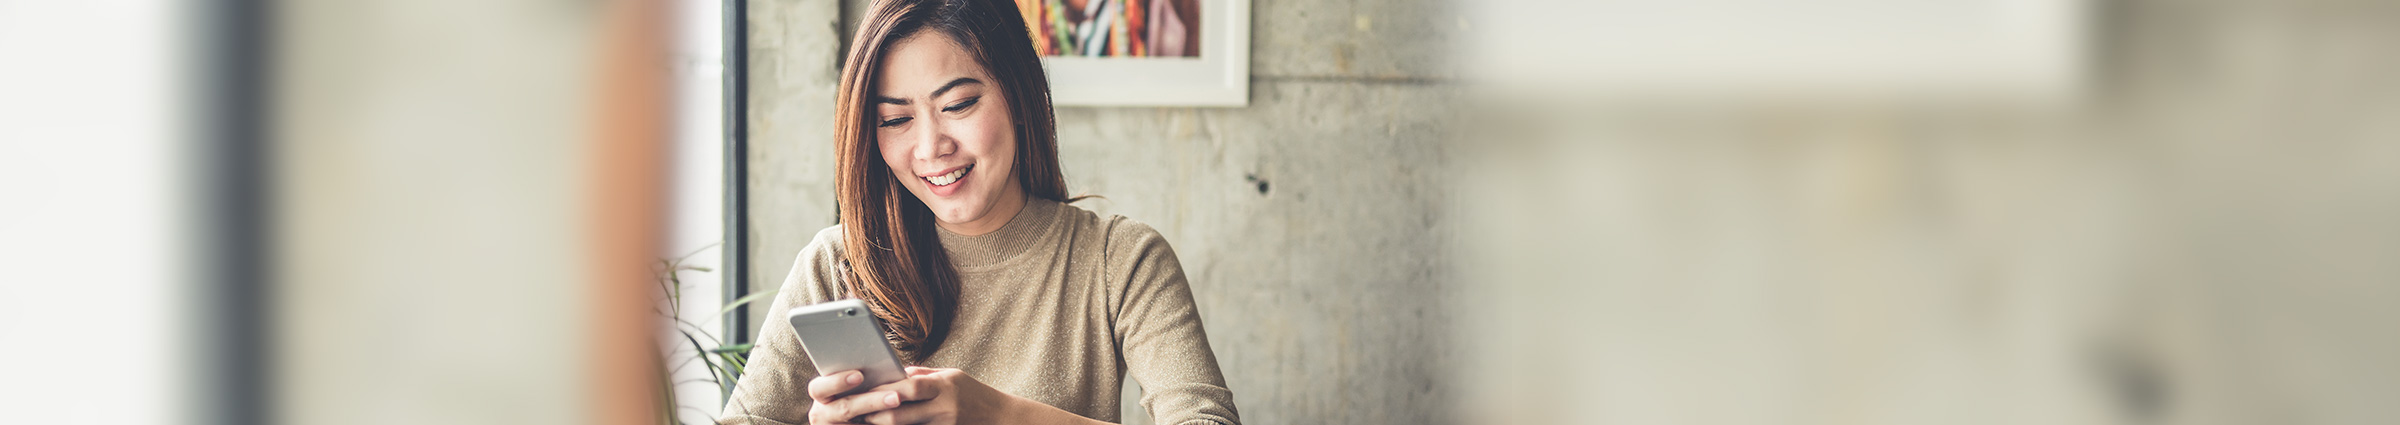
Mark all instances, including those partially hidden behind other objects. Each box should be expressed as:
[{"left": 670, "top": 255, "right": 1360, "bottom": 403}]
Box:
[{"left": 717, "top": 198, "right": 1240, "bottom": 425}]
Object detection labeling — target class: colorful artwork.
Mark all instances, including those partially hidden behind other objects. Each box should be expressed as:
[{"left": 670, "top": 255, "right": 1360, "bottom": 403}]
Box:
[{"left": 1015, "top": 0, "right": 1201, "bottom": 57}]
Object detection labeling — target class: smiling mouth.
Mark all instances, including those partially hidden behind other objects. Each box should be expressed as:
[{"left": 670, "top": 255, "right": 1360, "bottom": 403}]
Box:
[{"left": 925, "top": 164, "right": 972, "bottom": 187}]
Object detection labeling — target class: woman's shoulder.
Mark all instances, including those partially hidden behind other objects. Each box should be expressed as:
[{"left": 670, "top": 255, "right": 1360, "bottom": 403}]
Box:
[
  {"left": 1055, "top": 203, "right": 1190, "bottom": 310},
  {"left": 1052, "top": 201, "right": 1168, "bottom": 248},
  {"left": 804, "top": 224, "right": 847, "bottom": 253},
  {"left": 1054, "top": 202, "right": 1176, "bottom": 270},
  {"left": 780, "top": 224, "right": 849, "bottom": 301},
  {"left": 791, "top": 224, "right": 847, "bottom": 266}
]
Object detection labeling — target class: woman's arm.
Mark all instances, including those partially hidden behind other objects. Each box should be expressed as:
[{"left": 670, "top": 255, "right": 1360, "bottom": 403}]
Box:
[{"left": 1104, "top": 219, "right": 1241, "bottom": 425}]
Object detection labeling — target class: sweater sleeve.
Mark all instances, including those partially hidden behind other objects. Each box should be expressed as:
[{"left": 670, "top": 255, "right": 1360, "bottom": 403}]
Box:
[
  {"left": 1106, "top": 219, "right": 1242, "bottom": 425},
  {"left": 718, "top": 226, "right": 845, "bottom": 425}
]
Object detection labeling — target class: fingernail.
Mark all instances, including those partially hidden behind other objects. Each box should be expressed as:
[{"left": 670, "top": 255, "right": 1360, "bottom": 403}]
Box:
[
  {"left": 885, "top": 393, "right": 900, "bottom": 407},
  {"left": 847, "top": 372, "right": 862, "bottom": 384}
]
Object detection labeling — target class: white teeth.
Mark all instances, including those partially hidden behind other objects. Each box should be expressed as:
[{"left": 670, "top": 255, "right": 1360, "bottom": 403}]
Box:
[{"left": 927, "top": 166, "right": 968, "bottom": 186}]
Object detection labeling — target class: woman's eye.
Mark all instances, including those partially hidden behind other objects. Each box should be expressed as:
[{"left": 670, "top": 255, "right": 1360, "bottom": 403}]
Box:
[
  {"left": 877, "top": 116, "right": 911, "bottom": 128},
  {"left": 942, "top": 97, "right": 979, "bottom": 113}
]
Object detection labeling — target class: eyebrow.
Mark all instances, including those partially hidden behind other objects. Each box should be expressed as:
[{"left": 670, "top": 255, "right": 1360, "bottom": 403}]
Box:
[{"left": 873, "top": 77, "right": 984, "bottom": 106}]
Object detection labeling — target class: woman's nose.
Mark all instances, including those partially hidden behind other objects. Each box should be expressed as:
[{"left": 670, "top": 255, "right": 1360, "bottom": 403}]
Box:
[{"left": 913, "top": 117, "right": 956, "bottom": 160}]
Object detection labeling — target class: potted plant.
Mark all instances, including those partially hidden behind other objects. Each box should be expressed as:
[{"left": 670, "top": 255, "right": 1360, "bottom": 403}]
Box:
[{"left": 656, "top": 244, "right": 777, "bottom": 424}]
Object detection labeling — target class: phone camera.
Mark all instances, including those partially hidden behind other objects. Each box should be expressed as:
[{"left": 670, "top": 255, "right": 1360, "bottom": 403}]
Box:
[{"left": 842, "top": 308, "right": 857, "bottom": 317}]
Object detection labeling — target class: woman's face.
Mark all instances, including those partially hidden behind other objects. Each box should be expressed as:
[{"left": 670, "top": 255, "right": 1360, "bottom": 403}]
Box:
[{"left": 873, "top": 33, "right": 1024, "bottom": 235}]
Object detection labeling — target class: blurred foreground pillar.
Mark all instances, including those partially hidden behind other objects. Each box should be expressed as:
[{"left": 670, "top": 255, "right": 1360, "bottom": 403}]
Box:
[{"left": 276, "top": 1, "right": 667, "bottom": 424}]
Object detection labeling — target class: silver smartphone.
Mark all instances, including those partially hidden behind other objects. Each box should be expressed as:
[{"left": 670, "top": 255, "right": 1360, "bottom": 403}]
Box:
[{"left": 785, "top": 299, "right": 908, "bottom": 397}]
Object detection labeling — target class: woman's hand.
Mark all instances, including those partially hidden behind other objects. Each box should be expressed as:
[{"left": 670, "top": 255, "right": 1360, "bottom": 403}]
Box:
[
  {"left": 805, "top": 370, "right": 902, "bottom": 425},
  {"left": 854, "top": 367, "right": 1026, "bottom": 425}
]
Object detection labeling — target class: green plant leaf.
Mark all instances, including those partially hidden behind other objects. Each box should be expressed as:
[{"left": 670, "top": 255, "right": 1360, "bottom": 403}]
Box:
[
  {"left": 680, "top": 332, "right": 734, "bottom": 390},
  {"left": 657, "top": 347, "right": 680, "bottom": 425}
]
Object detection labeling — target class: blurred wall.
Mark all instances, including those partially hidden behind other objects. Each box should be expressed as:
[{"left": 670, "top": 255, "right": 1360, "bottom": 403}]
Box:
[
  {"left": 743, "top": 0, "right": 1463, "bottom": 423},
  {"left": 2090, "top": 2, "right": 2400, "bottom": 422},
  {"left": 1458, "top": 1, "right": 2400, "bottom": 425}
]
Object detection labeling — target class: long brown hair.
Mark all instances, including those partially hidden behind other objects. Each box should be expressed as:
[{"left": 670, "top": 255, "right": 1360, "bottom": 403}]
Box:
[{"left": 833, "top": 0, "right": 1068, "bottom": 363}]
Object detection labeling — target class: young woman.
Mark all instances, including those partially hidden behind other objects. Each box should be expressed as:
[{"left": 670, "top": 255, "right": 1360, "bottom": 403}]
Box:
[{"left": 716, "top": 0, "right": 1239, "bottom": 424}]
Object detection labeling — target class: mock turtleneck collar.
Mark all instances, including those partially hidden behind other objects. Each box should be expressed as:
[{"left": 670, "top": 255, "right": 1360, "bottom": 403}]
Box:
[{"left": 935, "top": 196, "right": 1059, "bottom": 270}]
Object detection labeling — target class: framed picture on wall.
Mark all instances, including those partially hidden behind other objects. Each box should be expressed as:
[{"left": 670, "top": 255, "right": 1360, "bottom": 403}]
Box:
[{"left": 1016, "top": 0, "right": 1248, "bottom": 107}]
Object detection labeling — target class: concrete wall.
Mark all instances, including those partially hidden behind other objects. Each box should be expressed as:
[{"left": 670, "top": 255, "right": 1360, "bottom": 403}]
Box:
[
  {"left": 744, "top": 0, "right": 845, "bottom": 319},
  {"left": 2096, "top": 2, "right": 2400, "bottom": 423},
  {"left": 744, "top": 0, "right": 1463, "bottom": 423},
  {"left": 1455, "top": 1, "right": 2400, "bottom": 424}
]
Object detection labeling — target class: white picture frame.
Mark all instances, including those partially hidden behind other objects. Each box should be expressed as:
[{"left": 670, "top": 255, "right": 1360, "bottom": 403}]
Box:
[{"left": 1039, "top": 0, "right": 1248, "bottom": 107}]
